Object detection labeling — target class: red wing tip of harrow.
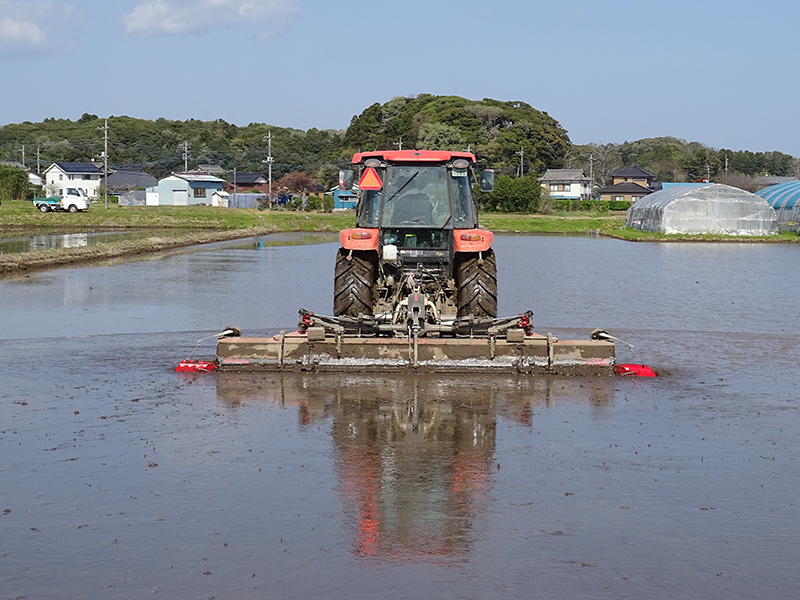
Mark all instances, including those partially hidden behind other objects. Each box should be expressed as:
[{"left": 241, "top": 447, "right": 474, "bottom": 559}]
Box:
[
  {"left": 175, "top": 360, "right": 217, "bottom": 373},
  {"left": 615, "top": 364, "right": 656, "bottom": 377}
]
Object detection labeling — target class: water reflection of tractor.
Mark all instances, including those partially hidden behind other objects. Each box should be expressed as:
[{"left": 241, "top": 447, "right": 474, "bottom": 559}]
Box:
[
  {"left": 331, "top": 377, "right": 496, "bottom": 558},
  {"left": 215, "top": 150, "right": 618, "bottom": 373},
  {"left": 212, "top": 372, "right": 616, "bottom": 558}
]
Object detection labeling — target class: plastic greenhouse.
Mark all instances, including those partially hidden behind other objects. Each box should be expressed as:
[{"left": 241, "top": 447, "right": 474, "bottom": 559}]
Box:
[
  {"left": 755, "top": 180, "right": 800, "bottom": 232},
  {"left": 625, "top": 183, "right": 777, "bottom": 235}
]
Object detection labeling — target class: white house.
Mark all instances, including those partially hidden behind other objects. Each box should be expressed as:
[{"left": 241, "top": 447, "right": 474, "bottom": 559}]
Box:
[
  {"left": 538, "top": 169, "right": 593, "bottom": 200},
  {"left": 44, "top": 162, "right": 104, "bottom": 198}
]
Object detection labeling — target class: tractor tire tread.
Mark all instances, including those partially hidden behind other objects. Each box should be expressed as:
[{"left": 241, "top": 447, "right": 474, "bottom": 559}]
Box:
[
  {"left": 456, "top": 249, "right": 498, "bottom": 318},
  {"left": 333, "top": 249, "right": 376, "bottom": 317}
]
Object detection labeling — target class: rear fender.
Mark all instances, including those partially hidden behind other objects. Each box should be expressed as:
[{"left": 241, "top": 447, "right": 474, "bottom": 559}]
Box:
[
  {"left": 340, "top": 228, "right": 380, "bottom": 251},
  {"left": 453, "top": 229, "right": 493, "bottom": 253}
]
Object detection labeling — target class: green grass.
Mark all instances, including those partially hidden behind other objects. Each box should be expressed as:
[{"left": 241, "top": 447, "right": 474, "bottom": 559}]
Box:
[
  {"left": 480, "top": 212, "right": 626, "bottom": 234},
  {"left": 0, "top": 201, "right": 355, "bottom": 231}
]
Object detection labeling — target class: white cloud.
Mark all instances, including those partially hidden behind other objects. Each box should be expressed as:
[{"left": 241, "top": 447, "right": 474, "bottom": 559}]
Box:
[
  {"left": 123, "top": 0, "right": 298, "bottom": 37},
  {"left": 0, "top": 1, "right": 75, "bottom": 58}
]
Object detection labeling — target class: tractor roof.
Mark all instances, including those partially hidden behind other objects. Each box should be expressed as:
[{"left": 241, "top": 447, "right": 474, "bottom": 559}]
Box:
[{"left": 352, "top": 150, "right": 476, "bottom": 164}]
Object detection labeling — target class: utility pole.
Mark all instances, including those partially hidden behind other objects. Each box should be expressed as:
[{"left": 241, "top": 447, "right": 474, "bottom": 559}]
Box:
[
  {"left": 183, "top": 141, "right": 189, "bottom": 172},
  {"left": 98, "top": 119, "right": 109, "bottom": 209},
  {"left": 393, "top": 137, "right": 403, "bottom": 151},
  {"left": 263, "top": 130, "right": 273, "bottom": 204},
  {"left": 19, "top": 144, "right": 25, "bottom": 168},
  {"left": 36, "top": 147, "right": 41, "bottom": 174},
  {"left": 516, "top": 146, "right": 525, "bottom": 177},
  {"left": 232, "top": 167, "right": 237, "bottom": 209},
  {"left": 724, "top": 153, "right": 729, "bottom": 184}
]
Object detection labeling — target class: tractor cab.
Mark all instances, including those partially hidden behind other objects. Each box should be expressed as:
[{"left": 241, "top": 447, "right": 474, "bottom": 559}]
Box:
[
  {"left": 343, "top": 151, "right": 494, "bottom": 239},
  {"left": 336, "top": 150, "right": 497, "bottom": 321}
]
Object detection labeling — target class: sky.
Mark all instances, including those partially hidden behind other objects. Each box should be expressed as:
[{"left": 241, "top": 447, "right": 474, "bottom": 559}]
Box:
[{"left": 1, "top": 0, "right": 799, "bottom": 155}]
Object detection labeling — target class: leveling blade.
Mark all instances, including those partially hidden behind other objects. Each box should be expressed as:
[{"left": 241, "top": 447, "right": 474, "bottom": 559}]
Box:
[{"left": 215, "top": 322, "right": 616, "bottom": 375}]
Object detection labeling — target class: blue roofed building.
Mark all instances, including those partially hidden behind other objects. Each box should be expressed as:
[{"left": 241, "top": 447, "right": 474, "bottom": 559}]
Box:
[{"left": 156, "top": 173, "right": 225, "bottom": 205}]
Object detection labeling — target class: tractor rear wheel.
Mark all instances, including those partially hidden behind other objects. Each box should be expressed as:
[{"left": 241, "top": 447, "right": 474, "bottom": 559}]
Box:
[
  {"left": 334, "top": 249, "right": 376, "bottom": 317},
  {"left": 456, "top": 250, "right": 498, "bottom": 318}
]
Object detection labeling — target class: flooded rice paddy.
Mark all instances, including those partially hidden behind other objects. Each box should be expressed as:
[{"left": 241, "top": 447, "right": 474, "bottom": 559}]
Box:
[
  {"left": 0, "top": 228, "right": 204, "bottom": 254},
  {"left": 1, "top": 234, "right": 799, "bottom": 599}
]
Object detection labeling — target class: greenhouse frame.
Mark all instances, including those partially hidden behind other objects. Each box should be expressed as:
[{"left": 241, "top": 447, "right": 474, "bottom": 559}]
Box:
[{"left": 625, "top": 183, "right": 777, "bottom": 235}]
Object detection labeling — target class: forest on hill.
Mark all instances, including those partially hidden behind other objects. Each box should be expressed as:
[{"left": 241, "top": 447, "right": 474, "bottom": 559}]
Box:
[{"left": 1, "top": 94, "right": 797, "bottom": 200}]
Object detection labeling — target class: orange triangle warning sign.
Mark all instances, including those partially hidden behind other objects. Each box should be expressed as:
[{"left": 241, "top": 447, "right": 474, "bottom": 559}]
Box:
[{"left": 358, "top": 167, "right": 382, "bottom": 190}]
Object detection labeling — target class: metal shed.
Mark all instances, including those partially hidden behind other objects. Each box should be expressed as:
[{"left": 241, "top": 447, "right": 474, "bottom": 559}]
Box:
[
  {"left": 626, "top": 183, "right": 777, "bottom": 235},
  {"left": 755, "top": 180, "right": 800, "bottom": 232},
  {"left": 156, "top": 173, "right": 225, "bottom": 206}
]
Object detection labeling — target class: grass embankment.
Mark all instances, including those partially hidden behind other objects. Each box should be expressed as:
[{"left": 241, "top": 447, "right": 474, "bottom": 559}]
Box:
[{"left": 0, "top": 201, "right": 355, "bottom": 231}]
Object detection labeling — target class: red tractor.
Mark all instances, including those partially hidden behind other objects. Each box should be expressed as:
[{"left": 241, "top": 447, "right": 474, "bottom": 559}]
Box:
[
  {"left": 214, "top": 150, "right": 620, "bottom": 373},
  {"left": 335, "top": 150, "right": 497, "bottom": 332}
]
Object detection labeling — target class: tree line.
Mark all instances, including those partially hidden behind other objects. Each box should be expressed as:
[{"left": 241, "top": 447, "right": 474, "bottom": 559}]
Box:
[
  {"left": 1, "top": 96, "right": 797, "bottom": 208},
  {"left": 568, "top": 137, "right": 799, "bottom": 191}
]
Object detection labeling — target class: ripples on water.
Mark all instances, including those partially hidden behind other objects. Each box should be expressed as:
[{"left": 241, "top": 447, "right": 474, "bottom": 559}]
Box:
[{"left": 1, "top": 234, "right": 798, "bottom": 599}]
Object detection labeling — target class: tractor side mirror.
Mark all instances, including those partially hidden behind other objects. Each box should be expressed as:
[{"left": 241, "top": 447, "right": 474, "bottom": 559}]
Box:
[
  {"left": 339, "top": 169, "right": 354, "bottom": 191},
  {"left": 479, "top": 169, "right": 495, "bottom": 192}
]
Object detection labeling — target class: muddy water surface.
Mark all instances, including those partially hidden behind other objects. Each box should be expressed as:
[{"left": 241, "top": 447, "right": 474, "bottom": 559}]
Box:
[{"left": 1, "top": 234, "right": 799, "bottom": 599}]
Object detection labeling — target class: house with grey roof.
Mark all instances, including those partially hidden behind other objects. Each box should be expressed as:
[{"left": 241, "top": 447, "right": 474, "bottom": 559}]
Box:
[
  {"left": 538, "top": 169, "right": 593, "bottom": 200},
  {"left": 44, "top": 162, "right": 104, "bottom": 197},
  {"left": 188, "top": 164, "right": 226, "bottom": 176},
  {"left": 227, "top": 172, "right": 268, "bottom": 192},
  {"left": 105, "top": 170, "right": 158, "bottom": 194},
  {"left": 598, "top": 181, "right": 654, "bottom": 203},
  {"left": 598, "top": 165, "right": 659, "bottom": 204},
  {"left": 609, "top": 165, "right": 658, "bottom": 188},
  {"left": 155, "top": 172, "right": 225, "bottom": 205}
]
